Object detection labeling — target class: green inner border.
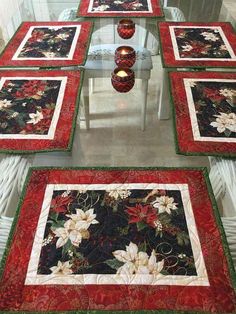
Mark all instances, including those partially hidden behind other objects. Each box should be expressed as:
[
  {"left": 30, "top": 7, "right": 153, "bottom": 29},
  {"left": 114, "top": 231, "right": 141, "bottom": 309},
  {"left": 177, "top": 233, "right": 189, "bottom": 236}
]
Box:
[
  {"left": 76, "top": 0, "right": 165, "bottom": 19},
  {"left": 0, "top": 69, "right": 84, "bottom": 154},
  {"left": 0, "top": 166, "right": 235, "bottom": 314},
  {"left": 167, "top": 70, "right": 236, "bottom": 158},
  {"left": 0, "top": 22, "right": 94, "bottom": 68},
  {"left": 157, "top": 21, "right": 236, "bottom": 69}
]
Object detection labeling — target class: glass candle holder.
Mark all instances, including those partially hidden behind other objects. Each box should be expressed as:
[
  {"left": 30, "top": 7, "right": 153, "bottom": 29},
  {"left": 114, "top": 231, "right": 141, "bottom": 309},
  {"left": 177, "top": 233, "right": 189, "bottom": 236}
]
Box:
[
  {"left": 111, "top": 67, "right": 135, "bottom": 93},
  {"left": 115, "top": 46, "right": 136, "bottom": 68},
  {"left": 117, "top": 19, "right": 135, "bottom": 39}
]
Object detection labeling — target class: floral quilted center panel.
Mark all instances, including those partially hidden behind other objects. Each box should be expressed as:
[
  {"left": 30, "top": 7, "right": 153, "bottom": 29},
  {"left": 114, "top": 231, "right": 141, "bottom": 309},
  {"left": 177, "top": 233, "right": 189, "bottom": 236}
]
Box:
[
  {"left": 170, "top": 26, "right": 235, "bottom": 60},
  {"left": 184, "top": 78, "right": 236, "bottom": 142},
  {"left": 25, "top": 183, "right": 209, "bottom": 286},
  {"left": 12, "top": 25, "right": 81, "bottom": 60},
  {"left": 88, "top": 0, "right": 152, "bottom": 12},
  {"left": 0, "top": 77, "right": 67, "bottom": 139}
]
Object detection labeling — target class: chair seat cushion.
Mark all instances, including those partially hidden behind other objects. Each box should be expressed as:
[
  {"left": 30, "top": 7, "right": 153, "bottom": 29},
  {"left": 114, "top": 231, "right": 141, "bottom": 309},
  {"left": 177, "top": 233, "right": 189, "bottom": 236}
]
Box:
[{"left": 85, "top": 44, "right": 153, "bottom": 70}]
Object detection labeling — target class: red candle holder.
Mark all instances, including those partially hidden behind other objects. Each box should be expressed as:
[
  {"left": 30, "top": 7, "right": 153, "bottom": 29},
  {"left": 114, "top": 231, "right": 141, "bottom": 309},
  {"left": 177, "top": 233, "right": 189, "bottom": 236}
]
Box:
[
  {"left": 117, "top": 19, "right": 135, "bottom": 39},
  {"left": 115, "top": 46, "right": 136, "bottom": 68},
  {"left": 111, "top": 67, "right": 135, "bottom": 93}
]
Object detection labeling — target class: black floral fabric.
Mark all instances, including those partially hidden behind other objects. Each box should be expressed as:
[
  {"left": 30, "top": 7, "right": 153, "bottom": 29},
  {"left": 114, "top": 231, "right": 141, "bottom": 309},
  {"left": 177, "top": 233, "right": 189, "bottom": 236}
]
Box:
[{"left": 38, "top": 188, "right": 197, "bottom": 277}]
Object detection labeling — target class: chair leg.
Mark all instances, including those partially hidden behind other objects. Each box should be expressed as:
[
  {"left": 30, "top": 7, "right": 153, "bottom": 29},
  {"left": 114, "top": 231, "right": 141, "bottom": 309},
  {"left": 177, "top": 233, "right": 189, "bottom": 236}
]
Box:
[
  {"left": 90, "top": 78, "right": 95, "bottom": 94},
  {"left": 82, "top": 76, "right": 90, "bottom": 130},
  {"left": 158, "top": 68, "right": 170, "bottom": 120},
  {"left": 141, "top": 79, "right": 148, "bottom": 131}
]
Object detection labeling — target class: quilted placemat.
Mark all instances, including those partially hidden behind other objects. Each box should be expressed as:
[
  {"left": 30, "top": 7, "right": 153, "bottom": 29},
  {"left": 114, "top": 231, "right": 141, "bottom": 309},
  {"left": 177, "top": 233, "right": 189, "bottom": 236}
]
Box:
[
  {"left": 169, "top": 71, "right": 236, "bottom": 157},
  {"left": 0, "top": 69, "right": 83, "bottom": 153},
  {"left": 158, "top": 22, "right": 236, "bottom": 68},
  {"left": 0, "top": 22, "right": 93, "bottom": 68},
  {"left": 0, "top": 167, "right": 235, "bottom": 313},
  {"left": 77, "top": 0, "right": 164, "bottom": 18}
]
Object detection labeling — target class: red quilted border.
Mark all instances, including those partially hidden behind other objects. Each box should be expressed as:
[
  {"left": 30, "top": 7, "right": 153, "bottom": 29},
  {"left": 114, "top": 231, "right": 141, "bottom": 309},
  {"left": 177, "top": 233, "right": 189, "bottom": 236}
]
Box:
[
  {"left": 0, "top": 168, "right": 235, "bottom": 312},
  {"left": 0, "top": 70, "right": 82, "bottom": 152},
  {"left": 169, "top": 71, "right": 236, "bottom": 156},
  {"left": 0, "top": 22, "right": 93, "bottom": 68},
  {"left": 77, "top": 0, "right": 164, "bottom": 17},
  {"left": 159, "top": 22, "right": 236, "bottom": 68}
]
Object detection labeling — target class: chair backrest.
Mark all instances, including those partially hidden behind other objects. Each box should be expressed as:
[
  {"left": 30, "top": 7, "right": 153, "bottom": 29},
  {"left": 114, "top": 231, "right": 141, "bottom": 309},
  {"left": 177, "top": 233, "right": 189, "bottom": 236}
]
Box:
[{"left": 164, "top": 6, "right": 186, "bottom": 22}]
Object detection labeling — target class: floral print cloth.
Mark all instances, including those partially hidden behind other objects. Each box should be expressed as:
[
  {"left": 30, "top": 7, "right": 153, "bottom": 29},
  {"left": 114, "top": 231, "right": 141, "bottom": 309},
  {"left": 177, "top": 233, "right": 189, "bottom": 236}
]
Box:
[
  {"left": 0, "top": 79, "right": 61, "bottom": 135},
  {"left": 16, "top": 26, "right": 78, "bottom": 59},
  {"left": 190, "top": 81, "right": 236, "bottom": 138},
  {"left": 169, "top": 71, "right": 236, "bottom": 157},
  {"left": 38, "top": 188, "right": 196, "bottom": 277},
  {"left": 78, "top": 0, "right": 163, "bottom": 17},
  {"left": 90, "top": 0, "right": 149, "bottom": 12},
  {"left": 174, "top": 27, "right": 232, "bottom": 59},
  {"left": 0, "top": 168, "right": 235, "bottom": 313}
]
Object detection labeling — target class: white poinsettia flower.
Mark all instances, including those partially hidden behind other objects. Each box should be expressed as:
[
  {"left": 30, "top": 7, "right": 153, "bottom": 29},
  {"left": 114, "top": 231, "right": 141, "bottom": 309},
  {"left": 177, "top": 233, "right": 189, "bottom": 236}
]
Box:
[
  {"left": 181, "top": 44, "right": 193, "bottom": 52},
  {"left": 219, "top": 88, "right": 234, "bottom": 98},
  {"left": 113, "top": 242, "right": 139, "bottom": 263},
  {"left": 27, "top": 110, "right": 43, "bottom": 125},
  {"left": 43, "top": 51, "right": 56, "bottom": 58},
  {"left": 220, "top": 44, "right": 228, "bottom": 51},
  {"left": 152, "top": 196, "right": 178, "bottom": 215},
  {"left": 107, "top": 189, "right": 131, "bottom": 200},
  {"left": 201, "top": 31, "right": 219, "bottom": 42},
  {"left": 114, "top": 0, "right": 123, "bottom": 3},
  {"left": 93, "top": 4, "right": 109, "bottom": 11},
  {"left": 56, "top": 33, "right": 70, "bottom": 40},
  {"left": 66, "top": 208, "right": 99, "bottom": 230},
  {"left": 189, "top": 81, "right": 197, "bottom": 88},
  {"left": 147, "top": 250, "right": 164, "bottom": 275},
  {"left": 210, "top": 112, "right": 236, "bottom": 133},
  {"left": 53, "top": 227, "right": 70, "bottom": 248},
  {"left": 117, "top": 261, "right": 136, "bottom": 276},
  {"left": 0, "top": 99, "right": 12, "bottom": 110},
  {"left": 113, "top": 242, "right": 164, "bottom": 276},
  {"left": 133, "top": 3, "right": 143, "bottom": 8},
  {"left": 50, "top": 260, "right": 72, "bottom": 275}
]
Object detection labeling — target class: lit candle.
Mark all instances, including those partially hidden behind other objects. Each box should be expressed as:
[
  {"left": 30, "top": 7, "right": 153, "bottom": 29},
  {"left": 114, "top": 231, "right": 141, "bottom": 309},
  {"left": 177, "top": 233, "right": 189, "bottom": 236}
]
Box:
[
  {"left": 120, "top": 49, "right": 128, "bottom": 55},
  {"left": 116, "top": 70, "right": 128, "bottom": 77}
]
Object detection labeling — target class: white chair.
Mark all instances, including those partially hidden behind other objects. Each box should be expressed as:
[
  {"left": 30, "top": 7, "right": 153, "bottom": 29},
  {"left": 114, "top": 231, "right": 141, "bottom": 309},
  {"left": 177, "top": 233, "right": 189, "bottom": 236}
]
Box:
[
  {"left": 222, "top": 216, "right": 236, "bottom": 269},
  {"left": 82, "top": 44, "right": 153, "bottom": 131},
  {"left": 209, "top": 157, "right": 236, "bottom": 269},
  {"left": 0, "top": 216, "right": 13, "bottom": 260},
  {"left": 164, "top": 6, "right": 186, "bottom": 21},
  {"left": 209, "top": 157, "right": 236, "bottom": 217},
  {"left": 0, "top": 155, "right": 31, "bottom": 216}
]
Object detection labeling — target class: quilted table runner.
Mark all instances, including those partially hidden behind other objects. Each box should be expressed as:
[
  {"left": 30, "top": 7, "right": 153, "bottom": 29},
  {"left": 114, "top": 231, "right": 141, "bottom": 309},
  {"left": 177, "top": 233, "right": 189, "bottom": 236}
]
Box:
[
  {"left": 77, "top": 0, "right": 164, "bottom": 18},
  {"left": 169, "top": 71, "right": 236, "bottom": 157},
  {"left": 158, "top": 22, "right": 236, "bottom": 68},
  {"left": 0, "top": 69, "right": 82, "bottom": 153},
  {"left": 0, "top": 167, "right": 235, "bottom": 313},
  {"left": 0, "top": 22, "right": 93, "bottom": 68}
]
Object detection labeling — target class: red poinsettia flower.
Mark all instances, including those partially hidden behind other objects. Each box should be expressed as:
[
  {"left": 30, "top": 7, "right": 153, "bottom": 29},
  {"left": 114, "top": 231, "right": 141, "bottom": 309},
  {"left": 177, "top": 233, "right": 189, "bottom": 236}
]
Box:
[
  {"left": 50, "top": 194, "right": 73, "bottom": 213},
  {"left": 28, "top": 30, "right": 45, "bottom": 43},
  {"left": 203, "top": 87, "right": 225, "bottom": 102},
  {"left": 15, "top": 80, "right": 47, "bottom": 99},
  {"left": 126, "top": 204, "right": 158, "bottom": 228}
]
